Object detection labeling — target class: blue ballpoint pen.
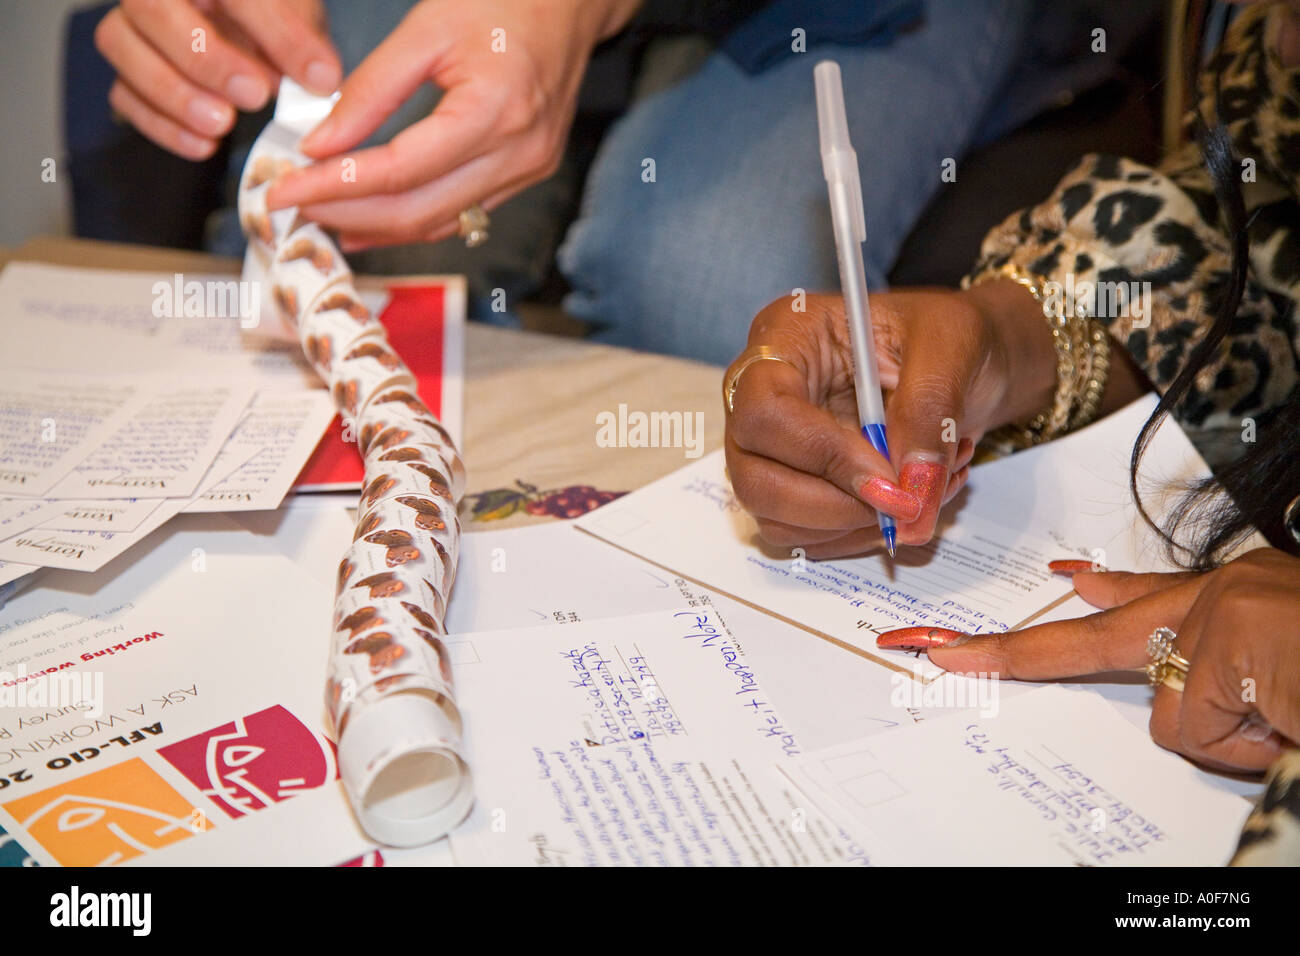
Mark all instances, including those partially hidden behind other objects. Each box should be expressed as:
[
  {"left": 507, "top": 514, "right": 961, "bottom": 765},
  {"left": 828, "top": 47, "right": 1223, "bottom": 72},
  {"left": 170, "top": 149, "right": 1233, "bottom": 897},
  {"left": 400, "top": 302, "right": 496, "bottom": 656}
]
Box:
[{"left": 814, "top": 60, "right": 897, "bottom": 557}]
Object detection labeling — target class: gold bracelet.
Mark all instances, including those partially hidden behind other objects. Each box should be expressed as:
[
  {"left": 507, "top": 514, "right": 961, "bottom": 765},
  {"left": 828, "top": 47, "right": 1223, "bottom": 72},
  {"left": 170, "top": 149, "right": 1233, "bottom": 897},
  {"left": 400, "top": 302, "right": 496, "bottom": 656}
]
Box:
[
  {"left": 1071, "top": 318, "right": 1110, "bottom": 432},
  {"left": 962, "top": 262, "right": 1110, "bottom": 448}
]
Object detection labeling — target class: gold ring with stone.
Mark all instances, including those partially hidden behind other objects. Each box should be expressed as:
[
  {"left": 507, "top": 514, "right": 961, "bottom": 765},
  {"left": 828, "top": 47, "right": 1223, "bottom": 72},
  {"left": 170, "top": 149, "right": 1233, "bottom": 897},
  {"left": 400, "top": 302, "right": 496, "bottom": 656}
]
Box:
[
  {"left": 1146, "top": 626, "right": 1190, "bottom": 692},
  {"left": 458, "top": 203, "right": 489, "bottom": 247}
]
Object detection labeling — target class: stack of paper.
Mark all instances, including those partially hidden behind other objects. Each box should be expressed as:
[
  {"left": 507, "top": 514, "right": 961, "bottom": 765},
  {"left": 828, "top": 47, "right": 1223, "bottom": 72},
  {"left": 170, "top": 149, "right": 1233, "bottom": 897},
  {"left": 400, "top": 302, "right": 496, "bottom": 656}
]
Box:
[
  {"left": 0, "top": 368, "right": 334, "bottom": 581},
  {"left": 0, "top": 262, "right": 465, "bottom": 586}
]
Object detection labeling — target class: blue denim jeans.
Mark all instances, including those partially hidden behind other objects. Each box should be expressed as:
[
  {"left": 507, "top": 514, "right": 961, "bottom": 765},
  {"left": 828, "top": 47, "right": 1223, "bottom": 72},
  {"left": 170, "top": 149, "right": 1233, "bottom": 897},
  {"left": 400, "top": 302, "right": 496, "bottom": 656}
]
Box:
[
  {"left": 209, "top": 0, "right": 1143, "bottom": 365},
  {"left": 557, "top": 0, "right": 1036, "bottom": 365}
]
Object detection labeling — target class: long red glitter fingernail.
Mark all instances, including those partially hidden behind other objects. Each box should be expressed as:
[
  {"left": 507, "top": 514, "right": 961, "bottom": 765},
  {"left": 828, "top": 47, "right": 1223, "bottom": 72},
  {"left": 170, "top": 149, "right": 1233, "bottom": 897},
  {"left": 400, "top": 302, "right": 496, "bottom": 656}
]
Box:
[
  {"left": 860, "top": 477, "right": 923, "bottom": 521},
  {"left": 904, "top": 457, "right": 946, "bottom": 509},
  {"left": 1048, "top": 559, "right": 1100, "bottom": 577},
  {"left": 876, "top": 626, "right": 970, "bottom": 650}
]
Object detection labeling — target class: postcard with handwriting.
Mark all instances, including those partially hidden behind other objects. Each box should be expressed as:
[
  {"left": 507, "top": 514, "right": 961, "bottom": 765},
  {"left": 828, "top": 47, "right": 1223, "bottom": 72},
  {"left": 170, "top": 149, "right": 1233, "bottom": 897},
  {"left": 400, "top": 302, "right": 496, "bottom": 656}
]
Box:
[
  {"left": 448, "top": 605, "right": 873, "bottom": 866},
  {"left": 792, "top": 686, "right": 1251, "bottom": 866}
]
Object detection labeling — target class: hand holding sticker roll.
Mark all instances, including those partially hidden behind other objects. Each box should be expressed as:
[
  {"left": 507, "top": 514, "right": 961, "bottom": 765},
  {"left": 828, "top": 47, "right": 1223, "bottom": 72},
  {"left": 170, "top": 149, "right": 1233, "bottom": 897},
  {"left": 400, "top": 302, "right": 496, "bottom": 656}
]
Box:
[{"left": 264, "top": 0, "right": 642, "bottom": 249}]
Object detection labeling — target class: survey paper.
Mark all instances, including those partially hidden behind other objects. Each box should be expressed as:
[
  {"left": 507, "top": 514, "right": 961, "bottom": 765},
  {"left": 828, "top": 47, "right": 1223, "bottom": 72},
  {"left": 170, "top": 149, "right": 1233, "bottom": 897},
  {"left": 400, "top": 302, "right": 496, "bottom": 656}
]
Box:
[
  {"left": 47, "top": 381, "right": 255, "bottom": 500},
  {"left": 0, "top": 500, "right": 188, "bottom": 573},
  {"left": 0, "top": 499, "right": 62, "bottom": 532},
  {"left": 183, "top": 389, "right": 335, "bottom": 513},
  {"left": 792, "top": 686, "right": 1252, "bottom": 866},
  {"left": 35, "top": 497, "right": 167, "bottom": 533},
  {"left": 0, "top": 500, "right": 65, "bottom": 587},
  {"left": 0, "top": 372, "right": 148, "bottom": 498},
  {"left": 0, "top": 448, "right": 255, "bottom": 574},
  {"left": 0, "top": 262, "right": 466, "bottom": 450},
  {"left": 0, "top": 263, "right": 310, "bottom": 387},
  {"left": 448, "top": 606, "right": 872, "bottom": 866},
  {"left": 0, "top": 515, "right": 380, "bottom": 867}
]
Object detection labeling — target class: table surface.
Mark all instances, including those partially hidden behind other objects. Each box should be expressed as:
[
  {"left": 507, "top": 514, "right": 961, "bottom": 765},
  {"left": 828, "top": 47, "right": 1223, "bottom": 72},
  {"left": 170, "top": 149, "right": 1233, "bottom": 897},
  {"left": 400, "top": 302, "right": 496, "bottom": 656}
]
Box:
[{"left": 1, "top": 236, "right": 728, "bottom": 530}]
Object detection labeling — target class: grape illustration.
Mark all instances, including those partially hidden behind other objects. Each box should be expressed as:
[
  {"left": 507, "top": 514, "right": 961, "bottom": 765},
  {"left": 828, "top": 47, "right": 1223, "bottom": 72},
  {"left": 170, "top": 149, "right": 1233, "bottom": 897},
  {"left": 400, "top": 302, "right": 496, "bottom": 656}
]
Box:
[{"left": 468, "top": 481, "right": 624, "bottom": 521}]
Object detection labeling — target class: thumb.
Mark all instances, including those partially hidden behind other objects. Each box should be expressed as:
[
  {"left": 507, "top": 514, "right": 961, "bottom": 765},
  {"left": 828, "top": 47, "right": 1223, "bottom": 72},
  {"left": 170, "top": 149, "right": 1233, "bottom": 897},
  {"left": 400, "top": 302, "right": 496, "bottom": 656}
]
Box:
[
  {"left": 297, "top": 5, "right": 436, "bottom": 157},
  {"left": 223, "top": 0, "right": 341, "bottom": 96},
  {"left": 879, "top": 301, "right": 978, "bottom": 545}
]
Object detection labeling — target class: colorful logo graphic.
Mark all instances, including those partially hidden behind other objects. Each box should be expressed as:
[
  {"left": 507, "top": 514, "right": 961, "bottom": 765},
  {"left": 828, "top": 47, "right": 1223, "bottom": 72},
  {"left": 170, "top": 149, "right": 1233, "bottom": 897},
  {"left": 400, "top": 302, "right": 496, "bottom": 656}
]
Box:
[
  {"left": 3, "top": 758, "right": 203, "bottom": 866},
  {"left": 157, "top": 704, "right": 337, "bottom": 819},
  {"left": 337, "top": 850, "right": 385, "bottom": 867},
  {"left": 0, "top": 822, "right": 38, "bottom": 867}
]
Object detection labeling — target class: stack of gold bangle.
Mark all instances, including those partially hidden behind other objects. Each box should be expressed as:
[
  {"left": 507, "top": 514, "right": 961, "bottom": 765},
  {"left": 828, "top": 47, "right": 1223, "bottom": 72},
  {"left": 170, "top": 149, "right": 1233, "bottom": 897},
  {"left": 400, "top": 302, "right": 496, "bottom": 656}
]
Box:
[{"left": 962, "top": 262, "right": 1111, "bottom": 449}]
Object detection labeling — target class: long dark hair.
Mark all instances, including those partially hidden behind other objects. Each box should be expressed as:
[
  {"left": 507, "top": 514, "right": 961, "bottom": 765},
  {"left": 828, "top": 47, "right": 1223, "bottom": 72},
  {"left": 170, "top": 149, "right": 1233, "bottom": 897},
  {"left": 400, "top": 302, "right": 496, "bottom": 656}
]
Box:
[{"left": 1131, "top": 1, "right": 1300, "bottom": 568}]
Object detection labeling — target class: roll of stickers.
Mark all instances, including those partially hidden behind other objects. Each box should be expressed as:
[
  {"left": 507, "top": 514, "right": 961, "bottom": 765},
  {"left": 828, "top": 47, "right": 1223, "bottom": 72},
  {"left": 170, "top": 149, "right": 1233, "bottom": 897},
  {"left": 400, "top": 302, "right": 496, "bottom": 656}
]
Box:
[
  {"left": 240, "top": 79, "right": 473, "bottom": 846},
  {"left": 300, "top": 284, "right": 387, "bottom": 380},
  {"left": 269, "top": 222, "right": 352, "bottom": 332}
]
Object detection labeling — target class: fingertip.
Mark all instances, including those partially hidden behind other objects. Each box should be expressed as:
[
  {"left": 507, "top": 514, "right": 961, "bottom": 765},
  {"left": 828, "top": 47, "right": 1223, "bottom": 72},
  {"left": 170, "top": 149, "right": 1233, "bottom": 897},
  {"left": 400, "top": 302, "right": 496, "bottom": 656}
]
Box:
[
  {"left": 893, "top": 524, "right": 934, "bottom": 547},
  {"left": 176, "top": 130, "right": 218, "bottom": 161},
  {"left": 1070, "top": 569, "right": 1112, "bottom": 584},
  {"left": 924, "top": 645, "right": 963, "bottom": 671},
  {"left": 297, "top": 119, "right": 334, "bottom": 158},
  {"left": 302, "top": 58, "right": 341, "bottom": 97},
  {"left": 264, "top": 185, "right": 288, "bottom": 211},
  {"left": 225, "top": 73, "right": 271, "bottom": 112},
  {"left": 1069, "top": 569, "right": 1128, "bottom": 608}
]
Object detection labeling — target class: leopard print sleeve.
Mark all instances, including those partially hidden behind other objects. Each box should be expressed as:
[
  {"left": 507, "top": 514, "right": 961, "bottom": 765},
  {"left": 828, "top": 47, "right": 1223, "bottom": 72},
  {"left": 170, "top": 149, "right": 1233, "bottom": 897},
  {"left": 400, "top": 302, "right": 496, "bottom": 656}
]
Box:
[
  {"left": 1230, "top": 748, "right": 1300, "bottom": 866},
  {"left": 967, "top": 2, "right": 1300, "bottom": 468}
]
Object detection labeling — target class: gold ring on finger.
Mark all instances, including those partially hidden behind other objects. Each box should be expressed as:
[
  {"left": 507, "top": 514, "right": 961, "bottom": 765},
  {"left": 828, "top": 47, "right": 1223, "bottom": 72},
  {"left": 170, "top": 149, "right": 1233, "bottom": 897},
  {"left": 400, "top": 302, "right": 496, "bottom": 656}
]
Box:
[
  {"left": 1146, "top": 626, "right": 1190, "bottom": 692},
  {"left": 723, "top": 346, "right": 799, "bottom": 415},
  {"left": 458, "top": 203, "right": 489, "bottom": 247}
]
